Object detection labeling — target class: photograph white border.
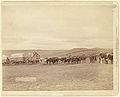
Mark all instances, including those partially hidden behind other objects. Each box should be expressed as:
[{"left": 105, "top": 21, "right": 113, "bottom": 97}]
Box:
[{"left": 0, "top": 0, "right": 119, "bottom": 96}]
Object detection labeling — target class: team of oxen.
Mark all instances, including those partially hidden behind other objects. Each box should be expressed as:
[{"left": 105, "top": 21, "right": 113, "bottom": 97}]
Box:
[
  {"left": 44, "top": 53, "right": 113, "bottom": 65},
  {"left": 2, "top": 51, "right": 113, "bottom": 65}
]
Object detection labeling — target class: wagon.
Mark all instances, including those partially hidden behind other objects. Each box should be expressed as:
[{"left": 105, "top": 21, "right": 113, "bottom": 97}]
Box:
[
  {"left": 10, "top": 52, "right": 40, "bottom": 65},
  {"left": 24, "top": 52, "right": 40, "bottom": 64},
  {"left": 10, "top": 53, "right": 26, "bottom": 65}
]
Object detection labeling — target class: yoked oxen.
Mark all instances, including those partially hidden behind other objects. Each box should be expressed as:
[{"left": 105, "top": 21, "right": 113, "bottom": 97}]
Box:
[
  {"left": 71, "top": 56, "right": 81, "bottom": 64},
  {"left": 60, "top": 55, "right": 87, "bottom": 64},
  {"left": 44, "top": 54, "right": 88, "bottom": 65},
  {"left": 58, "top": 57, "right": 71, "bottom": 64},
  {"left": 79, "top": 54, "right": 87, "bottom": 63},
  {"left": 46, "top": 57, "right": 59, "bottom": 65}
]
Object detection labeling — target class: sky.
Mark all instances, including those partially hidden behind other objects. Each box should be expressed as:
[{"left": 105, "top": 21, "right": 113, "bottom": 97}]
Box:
[{"left": 2, "top": 2, "right": 113, "bottom": 50}]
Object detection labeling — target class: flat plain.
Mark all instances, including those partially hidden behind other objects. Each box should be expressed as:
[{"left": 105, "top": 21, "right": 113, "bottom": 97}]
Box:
[{"left": 3, "top": 62, "right": 113, "bottom": 91}]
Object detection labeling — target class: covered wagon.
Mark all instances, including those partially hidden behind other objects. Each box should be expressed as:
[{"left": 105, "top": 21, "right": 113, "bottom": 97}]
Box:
[
  {"left": 24, "top": 52, "right": 40, "bottom": 64},
  {"left": 10, "top": 52, "right": 40, "bottom": 65},
  {"left": 10, "top": 53, "right": 26, "bottom": 65}
]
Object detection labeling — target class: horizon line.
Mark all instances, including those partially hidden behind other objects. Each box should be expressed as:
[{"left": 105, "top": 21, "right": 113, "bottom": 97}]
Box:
[{"left": 2, "top": 47, "right": 113, "bottom": 51}]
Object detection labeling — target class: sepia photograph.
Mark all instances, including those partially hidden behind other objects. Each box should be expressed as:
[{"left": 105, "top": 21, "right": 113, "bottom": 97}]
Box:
[{"left": 1, "top": 1, "right": 119, "bottom": 96}]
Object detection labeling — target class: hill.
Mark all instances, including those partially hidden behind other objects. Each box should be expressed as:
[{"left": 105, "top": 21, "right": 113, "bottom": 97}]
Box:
[{"left": 2, "top": 48, "right": 113, "bottom": 58}]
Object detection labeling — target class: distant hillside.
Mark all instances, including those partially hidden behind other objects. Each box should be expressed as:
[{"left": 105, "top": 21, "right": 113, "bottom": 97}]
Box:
[
  {"left": 2, "top": 48, "right": 113, "bottom": 58},
  {"left": 65, "top": 48, "right": 113, "bottom": 56},
  {"left": 2, "top": 50, "right": 66, "bottom": 58},
  {"left": 52, "top": 48, "right": 113, "bottom": 57}
]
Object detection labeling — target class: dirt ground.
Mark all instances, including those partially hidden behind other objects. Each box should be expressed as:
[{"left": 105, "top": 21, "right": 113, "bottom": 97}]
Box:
[{"left": 3, "top": 63, "right": 113, "bottom": 91}]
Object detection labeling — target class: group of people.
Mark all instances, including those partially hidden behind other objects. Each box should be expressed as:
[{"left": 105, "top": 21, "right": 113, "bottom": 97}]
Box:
[
  {"left": 89, "top": 52, "right": 113, "bottom": 64},
  {"left": 98, "top": 52, "right": 113, "bottom": 64}
]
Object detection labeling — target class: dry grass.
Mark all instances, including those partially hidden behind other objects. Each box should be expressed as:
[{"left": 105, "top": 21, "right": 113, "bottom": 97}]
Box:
[{"left": 3, "top": 63, "right": 113, "bottom": 91}]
